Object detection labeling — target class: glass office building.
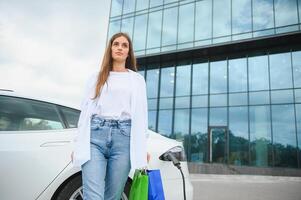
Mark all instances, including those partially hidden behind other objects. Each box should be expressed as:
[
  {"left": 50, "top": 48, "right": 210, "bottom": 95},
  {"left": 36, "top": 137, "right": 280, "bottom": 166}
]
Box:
[{"left": 108, "top": 0, "right": 301, "bottom": 175}]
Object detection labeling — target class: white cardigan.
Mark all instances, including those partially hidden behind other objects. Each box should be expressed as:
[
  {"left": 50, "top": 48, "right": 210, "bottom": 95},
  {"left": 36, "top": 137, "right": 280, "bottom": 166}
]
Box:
[{"left": 72, "top": 69, "right": 148, "bottom": 170}]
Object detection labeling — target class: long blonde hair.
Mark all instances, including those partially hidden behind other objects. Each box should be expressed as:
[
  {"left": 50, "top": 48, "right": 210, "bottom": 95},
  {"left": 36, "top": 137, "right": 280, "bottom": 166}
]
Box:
[{"left": 93, "top": 32, "right": 137, "bottom": 99}]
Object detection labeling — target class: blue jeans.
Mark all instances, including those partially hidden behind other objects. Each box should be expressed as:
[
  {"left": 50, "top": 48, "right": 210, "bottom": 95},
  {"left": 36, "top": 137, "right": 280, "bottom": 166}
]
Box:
[{"left": 82, "top": 115, "right": 131, "bottom": 200}]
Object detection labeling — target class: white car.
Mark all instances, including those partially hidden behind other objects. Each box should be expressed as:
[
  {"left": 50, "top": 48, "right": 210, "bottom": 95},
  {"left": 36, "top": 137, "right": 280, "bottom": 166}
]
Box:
[{"left": 0, "top": 89, "right": 193, "bottom": 200}]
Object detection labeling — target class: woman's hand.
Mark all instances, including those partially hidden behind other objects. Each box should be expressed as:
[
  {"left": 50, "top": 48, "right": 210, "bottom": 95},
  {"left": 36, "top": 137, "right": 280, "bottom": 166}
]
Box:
[{"left": 147, "top": 152, "right": 150, "bottom": 163}]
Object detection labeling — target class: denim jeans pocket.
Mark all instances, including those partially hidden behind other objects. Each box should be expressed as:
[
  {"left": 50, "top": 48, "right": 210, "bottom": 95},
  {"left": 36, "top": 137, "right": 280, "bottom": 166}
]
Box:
[{"left": 119, "top": 124, "right": 131, "bottom": 137}]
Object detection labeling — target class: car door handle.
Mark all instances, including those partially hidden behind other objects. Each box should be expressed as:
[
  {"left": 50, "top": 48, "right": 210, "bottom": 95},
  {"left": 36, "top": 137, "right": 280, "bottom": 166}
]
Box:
[{"left": 40, "top": 141, "right": 70, "bottom": 147}]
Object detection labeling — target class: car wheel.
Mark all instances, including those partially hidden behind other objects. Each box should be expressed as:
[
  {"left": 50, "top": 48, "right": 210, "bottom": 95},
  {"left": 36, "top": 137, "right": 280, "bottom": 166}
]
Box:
[{"left": 54, "top": 175, "right": 131, "bottom": 200}]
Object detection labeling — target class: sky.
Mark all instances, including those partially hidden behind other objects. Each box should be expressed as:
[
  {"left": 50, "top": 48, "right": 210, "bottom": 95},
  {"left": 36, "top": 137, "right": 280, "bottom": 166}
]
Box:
[{"left": 0, "top": 0, "right": 111, "bottom": 107}]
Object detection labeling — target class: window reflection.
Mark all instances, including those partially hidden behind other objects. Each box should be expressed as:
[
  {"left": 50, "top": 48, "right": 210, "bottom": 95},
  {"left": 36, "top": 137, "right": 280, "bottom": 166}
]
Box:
[
  {"left": 292, "top": 51, "right": 301, "bottom": 87},
  {"left": 193, "top": 62, "right": 208, "bottom": 95},
  {"left": 191, "top": 108, "right": 208, "bottom": 163},
  {"left": 252, "top": 0, "right": 274, "bottom": 30},
  {"left": 274, "top": 0, "right": 298, "bottom": 27},
  {"left": 271, "top": 90, "right": 294, "bottom": 104},
  {"left": 110, "top": 0, "right": 123, "bottom": 17},
  {"left": 249, "top": 105, "right": 272, "bottom": 167},
  {"left": 146, "top": 69, "right": 159, "bottom": 98},
  {"left": 136, "top": 0, "right": 149, "bottom": 11},
  {"left": 210, "top": 60, "right": 227, "bottom": 94},
  {"left": 249, "top": 91, "right": 270, "bottom": 105},
  {"left": 248, "top": 55, "right": 269, "bottom": 91},
  {"left": 174, "top": 109, "right": 190, "bottom": 139},
  {"left": 108, "top": 20, "right": 121, "bottom": 40},
  {"left": 213, "top": 0, "right": 231, "bottom": 37},
  {"left": 176, "top": 64, "right": 191, "bottom": 96},
  {"left": 162, "top": 7, "right": 178, "bottom": 46},
  {"left": 150, "top": 0, "right": 162, "bottom": 8},
  {"left": 270, "top": 52, "right": 293, "bottom": 89},
  {"left": 229, "top": 107, "right": 249, "bottom": 165},
  {"left": 229, "top": 58, "right": 247, "bottom": 92},
  {"left": 133, "top": 14, "right": 147, "bottom": 51},
  {"left": 178, "top": 3, "right": 194, "bottom": 44},
  {"left": 232, "top": 0, "right": 252, "bottom": 34},
  {"left": 272, "top": 104, "right": 298, "bottom": 167},
  {"left": 121, "top": 17, "right": 134, "bottom": 38},
  {"left": 160, "top": 67, "right": 175, "bottom": 97},
  {"left": 195, "top": 0, "right": 212, "bottom": 41},
  {"left": 147, "top": 10, "right": 162, "bottom": 49},
  {"left": 158, "top": 109, "right": 173, "bottom": 137},
  {"left": 123, "top": 0, "right": 135, "bottom": 14},
  {"left": 148, "top": 110, "right": 157, "bottom": 131},
  {"left": 209, "top": 107, "right": 227, "bottom": 126}
]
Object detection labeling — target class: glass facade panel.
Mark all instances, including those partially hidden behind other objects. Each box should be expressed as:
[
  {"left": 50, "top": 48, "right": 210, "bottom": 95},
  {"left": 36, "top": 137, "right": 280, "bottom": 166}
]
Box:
[
  {"left": 158, "top": 109, "right": 173, "bottom": 137},
  {"left": 229, "top": 58, "right": 247, "bottom": 92},
  {"left": 160, "top": 67, "right": 175, "bottom": 97},
  {"left": 174, "top": 109, "right": 190, "bottom": 139},
  {"left": 296, "top": 89, "right": 301, "bottom": 103},
  {"left": 213, "top": 0, "right": 231, "bottom": 38},
  {"left": 252, "top": 0, "right": 274, "bottom": 30},
  {"left": 191, "top": 108, "right": 208, "bottom": 163},
  {"left": 150, "top": 0, "right": 162, "bottom": 8},
  {"left": 232, "top": 0, "right": 252, "bottom": 34},
  {"left": 110, "top": 0, "right": 123, "bottom": 17},
  {"left": 274, "top": 0, "right": 298, "bottom": 27},
  {"left": 210, "top": 60, "right": 227, "bottom": 94},
  {"left": 148, "top": 98, "right": 157, "bottom": 110},
  {"left": 136, "top": 0, "right": 149, "bottom": 11},
  {"left": 192, "top": 63, "right": 208, "bottom": 95},
  {"left": 195, "top": 0, "right": 212, "bottom": 41},
  {"left": 133, "top": 14, "right": 148, "bottom": 51},
  {"left": 272, "top": 104, "right": 298, "bottom": 167},
  {"left": 292, "top": 51, "right": 301, "bottom": 87},
  {"left": 192, "top": 95, "right": 208, "bottom": 108},
  {"left": 296, "top": 104, "right": 301, "bottom": 166},
  {"left": 176, "top": 64, "right": 191, "bottom": 96},
  {"left": 162, "top": 7, "right": 178, "bottom": 47},
  {"left": 147, "top": 10, "right": 162, "bottom": 49},
  {"left": 271, "top": 89, "right": 294, "bottom": 104},
  {"left": 249, "top": 106, "right": 272, "bottom": 167},
  {"left": 270, "top": 52, "right": 293, "bottom": 90},
  {"left": 229, "top": 107, "right": 249, "bottom": 165},
  {"left": 108, "top": 20, "right": 121, "bottom": 40},
  {"left": 146, "top": 69, "right": 159, "bottom": 98},
  {"left": 123, "top": 0, "right": 136, "bottom": 14},
  {"left": 148, "top": 110, "right": 157, "bottom": 131},
  {"left": 249, "top": 91, "right": 270, "bottom": 105},
  {"left": 178, "top": 3, "right": 194, "bottom": 44},
  {"left": 121, "top": 17, "right": 134, "bottom": 38},
  {"left": 159, "top": 97, "right": 173, "bottom": 109},
  {"left": 248, "top": 55, "right": 270, "bottom": 91},
  {"left": 210, "top": 94, "right": 227, "bottom": 107},
  {"left": 175, "top": 96, "right": 190, "bottom": 109},
  {"left": 229, "top": 93, "right": 248, "bottom": 106},
  {"left": 209, "top": 107, "right": 227, "bottom": 126}
]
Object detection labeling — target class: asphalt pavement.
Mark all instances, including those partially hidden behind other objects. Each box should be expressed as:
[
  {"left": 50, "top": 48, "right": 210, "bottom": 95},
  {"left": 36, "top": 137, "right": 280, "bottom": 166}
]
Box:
[{"left": 190, "top": 174, "right": 301, "bottom": 200}]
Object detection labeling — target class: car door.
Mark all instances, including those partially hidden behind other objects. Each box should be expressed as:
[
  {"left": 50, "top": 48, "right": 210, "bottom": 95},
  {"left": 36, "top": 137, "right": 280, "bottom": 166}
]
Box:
[{"left": 0, "top": 95, "right": 78, "bottom": 200}]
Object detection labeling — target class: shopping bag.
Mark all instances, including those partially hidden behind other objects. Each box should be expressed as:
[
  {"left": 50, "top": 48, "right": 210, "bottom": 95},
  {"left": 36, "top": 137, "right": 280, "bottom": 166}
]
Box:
[
  {"left": 129, "top": 169, "right": 149, "bottom": 200},
  {"left": 147, "top": 169, "right": 165, "bottom": 200}
]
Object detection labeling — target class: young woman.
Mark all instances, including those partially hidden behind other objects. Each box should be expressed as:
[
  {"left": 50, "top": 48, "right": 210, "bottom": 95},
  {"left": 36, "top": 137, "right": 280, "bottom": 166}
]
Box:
[{"left": 71, "top": 32, "right": 149, "bottom": 200}]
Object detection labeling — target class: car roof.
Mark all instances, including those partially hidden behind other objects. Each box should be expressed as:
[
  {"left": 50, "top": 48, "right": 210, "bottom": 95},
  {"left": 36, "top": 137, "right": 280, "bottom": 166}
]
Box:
[{"left": 0, "top": 89, "right": 80, "bottom": 110}]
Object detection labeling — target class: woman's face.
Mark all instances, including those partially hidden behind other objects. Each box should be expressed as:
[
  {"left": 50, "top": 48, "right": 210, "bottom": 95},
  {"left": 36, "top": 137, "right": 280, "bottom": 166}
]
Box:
[{"left": 111, "top": 36, "right": 129, "bottom": 63}]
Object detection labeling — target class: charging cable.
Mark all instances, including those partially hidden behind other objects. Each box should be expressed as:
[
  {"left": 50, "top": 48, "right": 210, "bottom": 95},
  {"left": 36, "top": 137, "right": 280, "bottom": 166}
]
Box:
[{"left": 163, "top": 152, "right": 186, "bottom": 200}]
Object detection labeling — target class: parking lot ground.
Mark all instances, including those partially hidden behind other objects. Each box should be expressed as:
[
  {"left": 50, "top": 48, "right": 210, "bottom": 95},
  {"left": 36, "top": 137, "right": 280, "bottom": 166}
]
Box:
[{"left": 190, "top": 174, "right": 301, "bottom": 200}]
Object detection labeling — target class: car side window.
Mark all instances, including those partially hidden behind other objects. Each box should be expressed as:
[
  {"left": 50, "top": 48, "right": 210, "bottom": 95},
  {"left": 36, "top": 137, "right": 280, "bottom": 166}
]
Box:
[
  {"left": 0, "top": 95, "right": 64, "bottom": 131},
  {"left": 59, "top": 106, "right": 80, "bottom": 128}
]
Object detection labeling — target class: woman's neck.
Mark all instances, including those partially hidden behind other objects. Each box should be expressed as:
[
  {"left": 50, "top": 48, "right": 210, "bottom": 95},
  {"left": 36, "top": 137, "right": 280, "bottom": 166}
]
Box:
[{"left": 112, "top": 61, "right": 127, "bottom": 72}]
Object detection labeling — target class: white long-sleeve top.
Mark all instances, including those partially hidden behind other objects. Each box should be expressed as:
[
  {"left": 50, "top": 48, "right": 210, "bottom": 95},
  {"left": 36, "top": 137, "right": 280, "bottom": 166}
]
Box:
[
  {"left": 72, "top": 69, "right": 148, "bottom": 170},
  {"left": 93, "top": 71, "right": 132, "bottom": 120}
]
